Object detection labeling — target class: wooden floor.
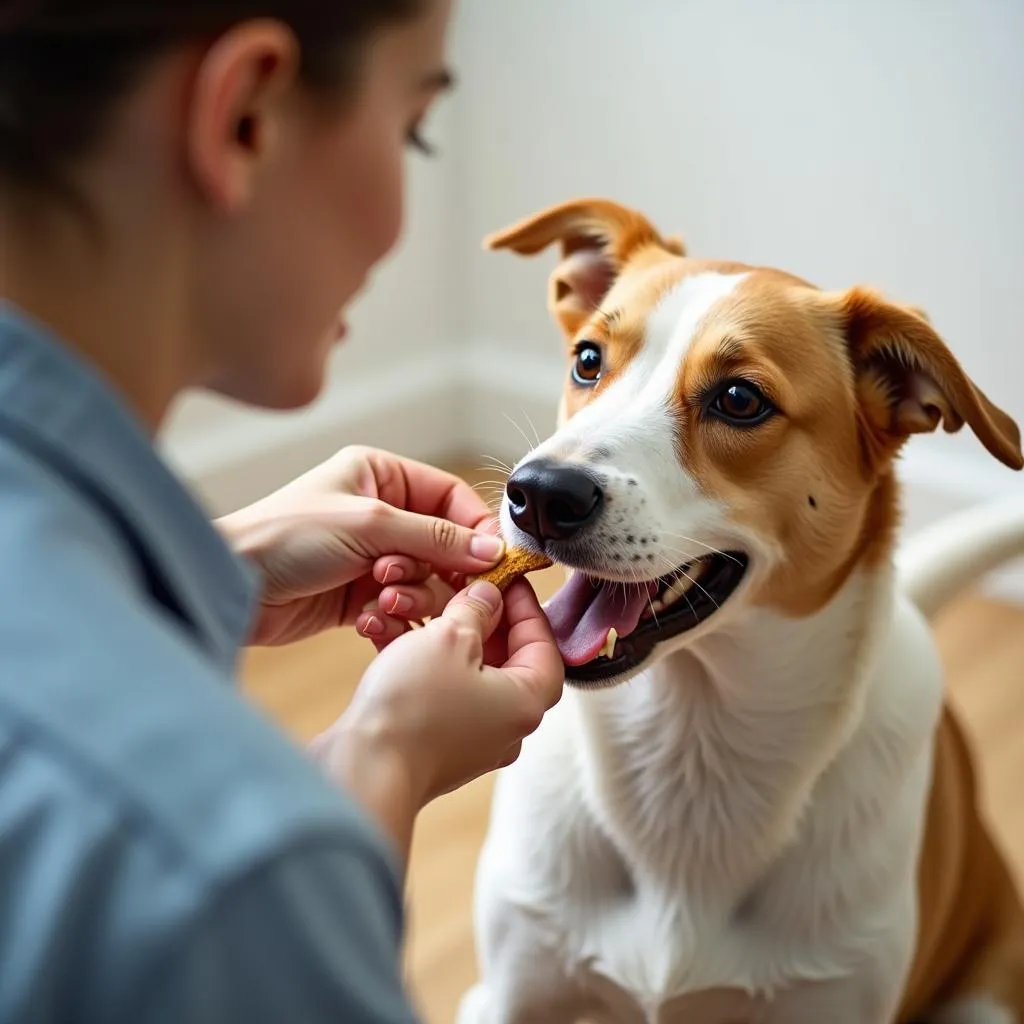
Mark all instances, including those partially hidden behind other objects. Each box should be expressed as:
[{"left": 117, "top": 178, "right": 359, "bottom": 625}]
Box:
[{"left": 241, "top": 509, "right": 1024, "bottom": 1024}]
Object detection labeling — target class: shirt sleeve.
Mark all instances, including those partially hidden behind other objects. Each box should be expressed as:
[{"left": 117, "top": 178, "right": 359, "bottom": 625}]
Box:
[{"left": 123, "top": 839, "right": 423, "bottom": 1024}]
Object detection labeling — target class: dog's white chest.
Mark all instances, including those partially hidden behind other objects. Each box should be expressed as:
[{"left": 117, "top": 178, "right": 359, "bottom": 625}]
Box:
[
  {"left": 572, "top": 876, "right": 768, "bottom": 1008},
  {"left": 472, "top": 594, "right": 942, "bottom": 1022}
]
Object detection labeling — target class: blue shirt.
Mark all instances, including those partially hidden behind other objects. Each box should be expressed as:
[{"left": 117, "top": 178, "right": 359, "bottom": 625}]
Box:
[{"left": 0, "top": 303, "right": 420, "bottom": 1023}]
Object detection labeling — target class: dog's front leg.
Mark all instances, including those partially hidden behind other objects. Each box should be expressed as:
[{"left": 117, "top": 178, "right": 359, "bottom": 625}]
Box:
[
  {"left": 759, "top": 953, "right": 911, "bottom": 1024},
  {"left": 456, "top": 900, "right": 618, "bottom": 1024}
]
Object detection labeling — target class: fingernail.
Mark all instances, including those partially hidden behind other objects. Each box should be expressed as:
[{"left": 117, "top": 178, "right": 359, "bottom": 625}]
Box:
[
  {"left": 468, "top": 580, "right": 501, "bottom": 611},
  {"left": 360, "top": 615, "right": 385, "bottom": 637},
  {"left": 471, "top": 534, "right": 505, "bottom": 562},
  {"left": 382, "top": 562, "right": 405, "bottom": 585},
  {"left": 388, "top": 593, "right": 414, "bottom": 615}
]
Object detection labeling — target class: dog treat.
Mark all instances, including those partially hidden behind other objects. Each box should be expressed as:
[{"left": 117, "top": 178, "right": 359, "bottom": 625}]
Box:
[{"left": 475, "top": 546, "right": 553, "bottom": 591}]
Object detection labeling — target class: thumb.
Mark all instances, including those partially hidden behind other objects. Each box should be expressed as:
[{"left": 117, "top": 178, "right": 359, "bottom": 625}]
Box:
[
  {"left": 440, "top": 580, "right": 504, "bottom": 643},
  {"left": 358, "top": 505, "right": 505, "bottom": 574}
]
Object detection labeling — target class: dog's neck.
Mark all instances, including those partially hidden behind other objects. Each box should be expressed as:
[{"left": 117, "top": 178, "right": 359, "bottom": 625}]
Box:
[{"left": 568, "top": 559, "right": 896, "bottom": 908}]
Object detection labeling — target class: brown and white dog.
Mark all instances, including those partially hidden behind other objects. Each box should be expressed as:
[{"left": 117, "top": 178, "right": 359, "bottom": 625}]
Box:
[{"left": 457, "top": 199, "right": 1024, "bottom": 1023}]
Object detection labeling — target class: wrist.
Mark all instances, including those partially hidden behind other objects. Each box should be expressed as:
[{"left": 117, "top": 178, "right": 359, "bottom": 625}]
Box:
[{"left": 311, "top": 720, "right": 429, "bottom": 867}]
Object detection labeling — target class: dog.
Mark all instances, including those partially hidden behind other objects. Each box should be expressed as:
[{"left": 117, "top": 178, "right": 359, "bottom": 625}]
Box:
[{"left": 456, "top": 198, "right": 1024, "bottom": 1023}]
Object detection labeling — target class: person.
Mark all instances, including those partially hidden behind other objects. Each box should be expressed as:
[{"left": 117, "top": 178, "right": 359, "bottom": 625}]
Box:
[{"left": 0, "top": 2, "right": 564, "bottom": 1021}]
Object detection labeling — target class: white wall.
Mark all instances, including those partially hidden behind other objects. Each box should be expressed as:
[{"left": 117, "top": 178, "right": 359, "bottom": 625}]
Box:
[
  {"left": 162, "top": 0, "right": 1024, "bottom": 596},
  {"left": 160, "top": 89, "right": 466, "bottom": 510},
  {"left": 455, "top": 0, "right": 1024, "bottom": 451}
]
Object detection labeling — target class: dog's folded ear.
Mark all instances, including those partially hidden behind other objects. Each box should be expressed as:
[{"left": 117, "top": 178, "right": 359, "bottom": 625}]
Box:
[
  {"left": 827, "top": 286, "right": 1023, "bottom": 472},
  {"left": 484, "top": 198, "right": 685, "bottom": 337}
]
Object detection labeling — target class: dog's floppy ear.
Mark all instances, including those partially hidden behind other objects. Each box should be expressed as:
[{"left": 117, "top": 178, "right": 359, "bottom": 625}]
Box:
[
  {"left": 828, "top": 286, "right": 1022, "bottom": 471},
  {"left": 484, "top": 198, "right": 685, "bottom": 337}
]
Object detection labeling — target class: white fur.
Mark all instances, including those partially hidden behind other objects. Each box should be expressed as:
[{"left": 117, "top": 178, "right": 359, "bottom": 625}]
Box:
[
  {"left": 500, "top": 274, "right": 769, "bottom": 597},
  {"left": 926, "top": 996, "right": 1016, "bottom": 1024},
  {"left": 463, "top": 273, "right": 1024, "bottom": 1023}
]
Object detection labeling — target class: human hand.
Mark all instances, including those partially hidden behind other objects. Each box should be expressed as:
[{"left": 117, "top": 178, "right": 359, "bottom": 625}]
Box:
[
  {"left": 218, "top": 447, "right": 505, "bottom": 645},
  {"left": 310, "top": 578, "right": 564, "bottom": 842}
]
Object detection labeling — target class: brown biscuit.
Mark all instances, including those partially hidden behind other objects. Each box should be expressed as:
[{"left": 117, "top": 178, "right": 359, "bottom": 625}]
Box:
[{"left": 475, "top": 546, "right": 553, "bottom": 591}]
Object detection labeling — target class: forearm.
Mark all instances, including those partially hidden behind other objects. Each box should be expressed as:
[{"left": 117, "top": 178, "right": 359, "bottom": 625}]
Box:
[{"left": 308, "top": 726, "right": 422, "bottom": 872}]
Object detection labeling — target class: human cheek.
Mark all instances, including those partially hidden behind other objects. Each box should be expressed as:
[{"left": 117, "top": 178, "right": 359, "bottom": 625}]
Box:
[{"left": 355, "top": 127, "right": 404, "bottom": 266}]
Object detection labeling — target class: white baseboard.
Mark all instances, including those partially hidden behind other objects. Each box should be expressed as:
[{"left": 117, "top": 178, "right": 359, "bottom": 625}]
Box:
[
  {"left": 166, "top": 350, "right": 1024, "bottom": 606},
  {"left": 161, "top": 357, "right": 466, "bottom": 516}
]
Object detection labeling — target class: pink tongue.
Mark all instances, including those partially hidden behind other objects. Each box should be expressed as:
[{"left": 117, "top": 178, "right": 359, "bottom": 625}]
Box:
[{"left": 544, "top": 574, "right": 656, "bottom": 667}]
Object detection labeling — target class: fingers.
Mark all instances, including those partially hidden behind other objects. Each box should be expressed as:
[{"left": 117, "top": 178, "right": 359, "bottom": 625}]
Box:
[
  {"left": 439, "top": 580, "right": 504, "bottom": 646},
  {"left": 354, "top": 449, "right": 497, "bottom": 531},
  {"left": 357, "top": 503, "right": 505, "bottom": 577},
  {"left": 355, "top": 608, "right": 412, "bottom": 649},
  {"left": 377, "top": 575, "right": 456, "bottom": 622},
  {"left": 492, "top": 580, "right": 564, "bottom": 710},
  {"left": 371, "top": 556, "right": 431, "bottom": 588},
  {"left": 498, "top": 742, "right": 523, "bottom": 769}
]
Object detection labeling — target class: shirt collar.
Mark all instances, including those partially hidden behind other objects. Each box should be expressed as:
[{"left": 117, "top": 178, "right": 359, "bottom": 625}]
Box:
[{"left": 0, "top": 301, "right": 259, "bottom": 672}]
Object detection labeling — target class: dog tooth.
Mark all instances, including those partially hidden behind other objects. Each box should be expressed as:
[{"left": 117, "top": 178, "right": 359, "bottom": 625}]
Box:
[{"left": 596, "top": 628, "right": 618, "bottom": 660}]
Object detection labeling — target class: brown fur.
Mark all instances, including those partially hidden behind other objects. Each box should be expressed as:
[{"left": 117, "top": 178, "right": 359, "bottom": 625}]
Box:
[
  {"left": 899, "top": 708, "right": 1024, "bottom": 1019},
  {"left": 486, "top": 197, "right": 1024, "bottom": 1017}
]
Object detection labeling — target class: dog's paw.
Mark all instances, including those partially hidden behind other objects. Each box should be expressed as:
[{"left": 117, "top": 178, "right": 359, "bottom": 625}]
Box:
[
  {"left": 920, "top": 994, "right": 1017, "bottom": 1024},
  {"left": 456, "top": 984, "right": 493, "bottom": 1024}
]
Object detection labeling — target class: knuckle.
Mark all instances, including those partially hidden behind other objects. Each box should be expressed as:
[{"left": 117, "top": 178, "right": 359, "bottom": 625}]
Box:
[
  {"left": 518, "top": 701, "right": 545, "bottom": 736},
  {"left": 544, "top": 677, "right": 565, "bottom": 710},
  {"left": 454, "top": 622, "right": 483, "bottom": 650},
  {"left": 342, "top": 444, "right": 373, "bottom": 460},
  {"left": 359, "top": 500, "right": 392, "bottom": 531},
  {"left": 432, "top": 620, "right": 462, "bottom": 646},
  {"left": 430, "top": 516, "right": 460, "bottom": 553},
  {"left": 334, "top": 444, "right": 371, "bottom": 474},
  {"left": 500, "top": 746, "right": 522, "bottom": 769}
]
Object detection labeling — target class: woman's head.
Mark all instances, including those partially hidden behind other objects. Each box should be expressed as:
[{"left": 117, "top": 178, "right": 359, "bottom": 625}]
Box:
[{"left": 0, "top": 1, "right": 454, "bottom": 413}]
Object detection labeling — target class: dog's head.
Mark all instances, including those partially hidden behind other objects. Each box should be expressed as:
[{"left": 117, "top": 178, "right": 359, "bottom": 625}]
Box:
[{"left": 488, "top": 198, "right": 1023, "bottom": 687}]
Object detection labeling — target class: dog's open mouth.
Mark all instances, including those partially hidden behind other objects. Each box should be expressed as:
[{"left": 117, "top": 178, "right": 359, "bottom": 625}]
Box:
[{"left": 544, "top": 552, "right": 749, "bottom": 686}]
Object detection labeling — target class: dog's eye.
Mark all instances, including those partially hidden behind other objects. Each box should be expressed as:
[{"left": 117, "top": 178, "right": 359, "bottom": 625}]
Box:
[
  {"left": 709, "top": 381, "right": 775, "bottom": 426},
  {"left": 572, "top": 342, "right": 603, "bottom": 386}
]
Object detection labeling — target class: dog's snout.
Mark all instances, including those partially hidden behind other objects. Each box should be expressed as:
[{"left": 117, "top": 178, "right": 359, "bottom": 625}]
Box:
[{"left": 506, "top": 459, "right": 603, "bottom": 542}]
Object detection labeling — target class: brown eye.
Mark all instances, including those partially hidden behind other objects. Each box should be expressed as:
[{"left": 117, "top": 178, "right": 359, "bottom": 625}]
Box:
[
  {"left": 572, "top": 342, "right": 603, "bottom": 386},
  {"left": 709, "top": 381, "right": 775, "bottom": 426}
]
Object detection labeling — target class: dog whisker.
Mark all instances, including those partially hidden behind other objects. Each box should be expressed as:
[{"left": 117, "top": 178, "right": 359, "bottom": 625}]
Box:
[
  {"left": 657, "top": 555, "right": 720, "bottom": 614},
  {"left": 658, "top": 532, "right": 744, "bottom": 565},
  {"left": 648, "top": 553, "right": 702, "bottom": 623},
  {"left": 501, "top": 413, "right": 538, "bottom": 457},
  {"left": 520, "top": 407, "right": 543, "bottom": 450},
  {"left": 478, "top": 454, "right": 514, "bottom": 474}
]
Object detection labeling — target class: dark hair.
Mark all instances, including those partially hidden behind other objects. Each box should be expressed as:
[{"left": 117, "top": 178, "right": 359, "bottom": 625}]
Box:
[{"left": 0, "top": 1, "right": 423, "bottom": 196}]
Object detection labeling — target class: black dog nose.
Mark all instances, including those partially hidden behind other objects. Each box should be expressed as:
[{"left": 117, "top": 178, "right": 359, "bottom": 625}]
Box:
[{"left": 506, "top": 459, "right": 603, "bottom": 542}]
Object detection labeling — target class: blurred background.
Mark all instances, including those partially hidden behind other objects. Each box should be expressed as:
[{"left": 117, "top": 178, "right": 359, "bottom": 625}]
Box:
[
  {"left": 161, "top": 0, "right": 1024, "bottom": 593},
  {"left": 164, "top": 3, "right": 1023, "bottom": 1019}
]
